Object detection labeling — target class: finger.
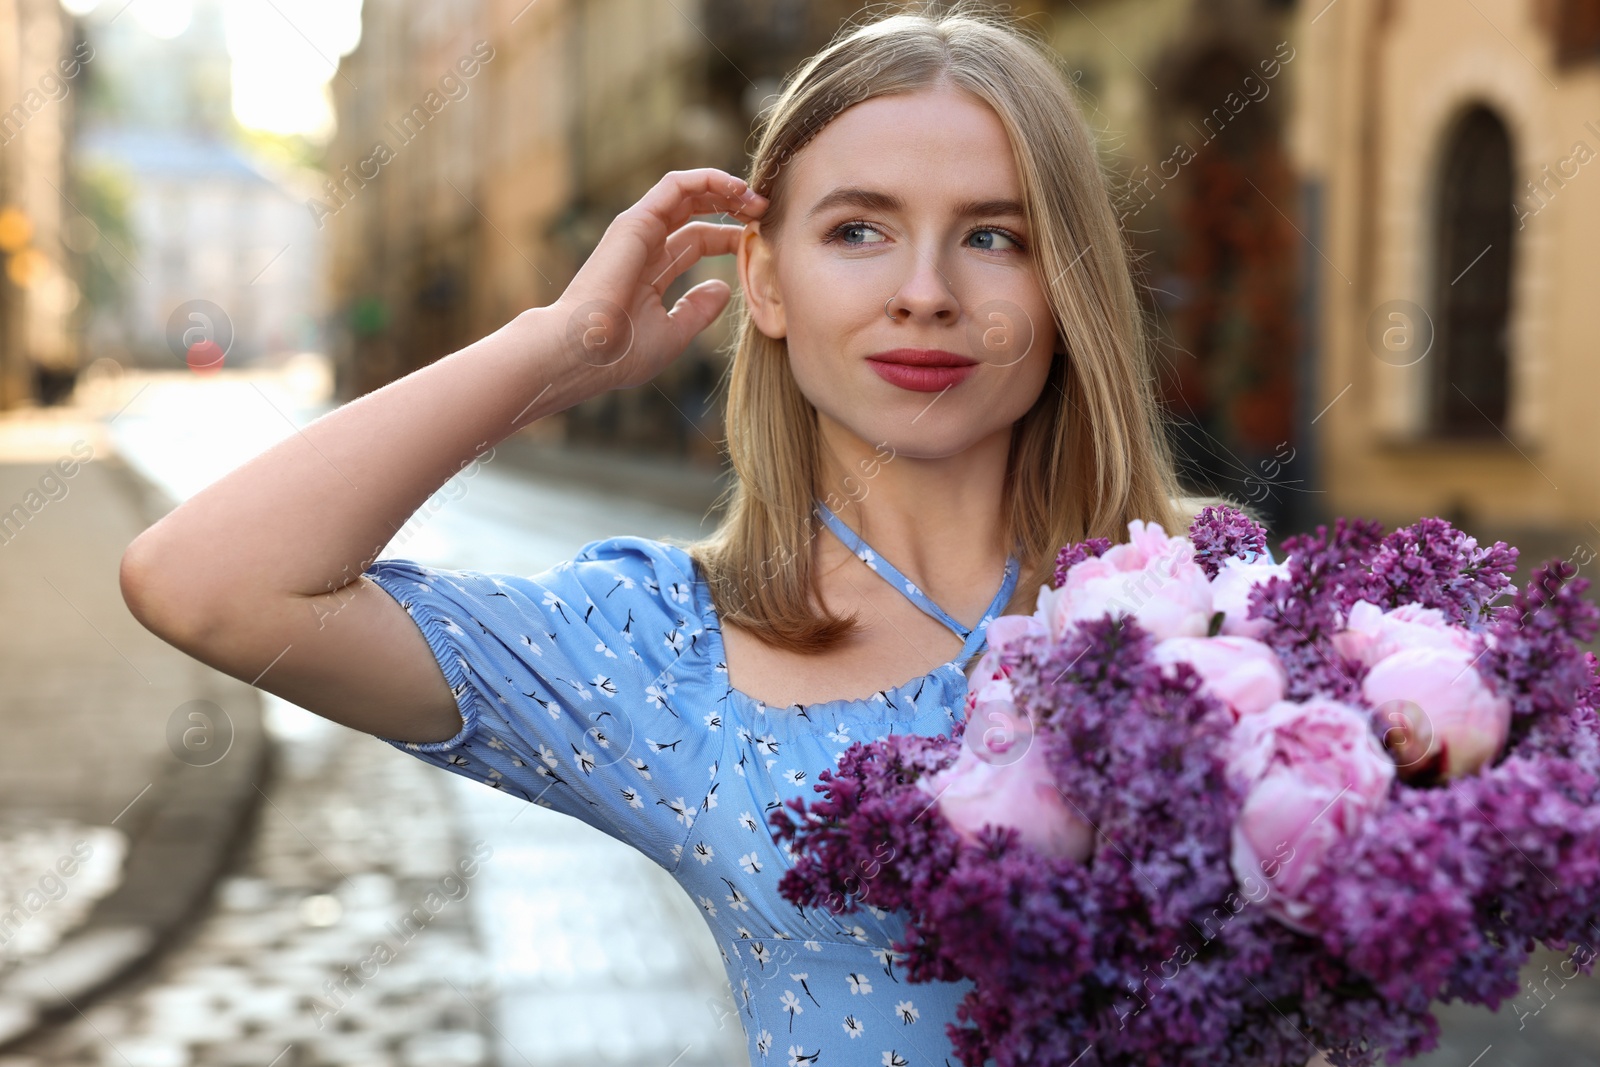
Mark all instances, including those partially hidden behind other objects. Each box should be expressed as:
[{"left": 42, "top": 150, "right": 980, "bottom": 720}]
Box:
[
  {"left": 665, "top": 278, "right": 733, "bottom": 350},
  {"left": 625, "top": 169, "right": 767, "bottom": 246},
  {"left": 699, "top": 186, "right": 769, "bottom": 221},
  {"left": 670, "top": 169, "right": 769, "bottom": 222},
  {"left": 645, "top": 222, "right": 745, "bottom": 298},
  {"left": 644, "top": 221, "right": 746, "bottom": 296},
  {"left": 684, "top": 181, "right": 768, "bottom": 222}
]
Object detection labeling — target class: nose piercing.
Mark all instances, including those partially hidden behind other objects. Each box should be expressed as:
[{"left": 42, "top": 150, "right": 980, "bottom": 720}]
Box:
[{"left": 884, "top": 296, "right": 894, "bottom": 319}]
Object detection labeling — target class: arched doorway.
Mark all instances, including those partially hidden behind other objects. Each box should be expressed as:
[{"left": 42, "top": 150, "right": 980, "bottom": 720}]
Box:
[{"left": 1430, "top": 106, "right": 1515, "bottom": 436}]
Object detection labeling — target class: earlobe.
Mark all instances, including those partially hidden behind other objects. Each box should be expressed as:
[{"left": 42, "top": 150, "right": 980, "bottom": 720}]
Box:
[{"left": 738, "top": 223, "right": 787, "bottom": 340}]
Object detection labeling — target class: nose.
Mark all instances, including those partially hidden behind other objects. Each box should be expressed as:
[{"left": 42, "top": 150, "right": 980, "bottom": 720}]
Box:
[{"left": 883, "top": 244, "right": 959, "bottom": 323}]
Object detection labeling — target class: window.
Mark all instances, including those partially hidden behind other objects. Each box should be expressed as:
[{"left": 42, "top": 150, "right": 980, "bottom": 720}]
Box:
[{"left": 1430, "top": 106, "right": 1515, "bottom": 437}]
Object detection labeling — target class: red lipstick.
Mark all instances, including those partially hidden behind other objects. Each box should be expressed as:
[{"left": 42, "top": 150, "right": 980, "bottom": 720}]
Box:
[{"left": 865, "top": 348, "right": 978, "bottom": 393}]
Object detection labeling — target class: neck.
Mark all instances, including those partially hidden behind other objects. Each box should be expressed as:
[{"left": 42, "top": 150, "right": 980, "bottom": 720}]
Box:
[{"left": 814, "top": 414, "right": 1014, "bottom": 616}]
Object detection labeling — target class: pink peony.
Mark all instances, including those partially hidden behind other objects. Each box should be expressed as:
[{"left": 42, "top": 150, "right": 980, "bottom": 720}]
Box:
[
  {"left": 927, "top": 707, "right": 1094, "bottom": 862},
  {"left": 963, "top": 614, "right": 1047, "bottom": 716},
  {"left": 1331, "top": 599, "right": 1475, "bottom": 669},
  {"left": 1209, "top": 554, "right": 1292, "bottom": 639},
  {"left": 986, "top": 613, "right": 1048, "bottom": 651},
  {"left": 1149, "top": 636, "right": 1288, "bottom": 719},
  {"left": 1037, "top": 520, "right": 1214, "bottom": 642},
  {"left": 1360, "top": 645, "right": 1510, "bottom": 781},
  {"left": 1224, "top": 697, "right": 1396, "bottom": 934}
]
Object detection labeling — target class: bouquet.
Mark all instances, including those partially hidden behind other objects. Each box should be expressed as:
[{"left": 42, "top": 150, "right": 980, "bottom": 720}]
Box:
[{"left": 769, "top": 506, "right": 1600, "bottom": 1066}]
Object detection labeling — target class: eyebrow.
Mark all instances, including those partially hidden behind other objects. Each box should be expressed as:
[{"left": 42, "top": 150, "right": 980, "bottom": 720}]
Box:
[{"left": 803, "top": 186, "right": 1027, "bottom": 223}]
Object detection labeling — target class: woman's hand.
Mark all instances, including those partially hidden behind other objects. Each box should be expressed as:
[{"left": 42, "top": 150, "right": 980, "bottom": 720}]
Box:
[{"left": 549, "top": 168, "right": 769, "bottom": 392}]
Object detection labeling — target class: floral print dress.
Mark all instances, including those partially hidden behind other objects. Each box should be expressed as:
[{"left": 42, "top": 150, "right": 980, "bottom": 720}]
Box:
[{"left": 361, "top": 498, "right": 1021, "bottom": 1067}]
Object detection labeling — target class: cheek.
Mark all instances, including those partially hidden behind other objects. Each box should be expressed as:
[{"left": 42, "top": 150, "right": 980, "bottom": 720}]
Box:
[
  {"left": 973, "top": 351, "right": 1054, "bottom": 422},
  {"left": 784, "top": 253, "right": 889, "bottom": 333},
  {"left": 784, "top": 342, "right": 833, "bottom": 406},
  {"left": 779, "top": 263, "right": 880, "bottom": 392},
  {"left": 970, "top": 298, "right": 1057, "bottom": 414}
]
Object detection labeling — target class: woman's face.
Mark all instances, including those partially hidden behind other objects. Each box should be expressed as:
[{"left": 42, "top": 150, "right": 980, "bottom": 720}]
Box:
[{"left": 738, "top": 84, "right": 1060, "bottom": 466}]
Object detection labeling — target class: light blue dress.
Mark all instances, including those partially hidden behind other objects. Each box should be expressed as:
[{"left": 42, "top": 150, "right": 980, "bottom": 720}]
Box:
[{"left": 362, "top": 497, "right": 1021, "bottom": 1066}]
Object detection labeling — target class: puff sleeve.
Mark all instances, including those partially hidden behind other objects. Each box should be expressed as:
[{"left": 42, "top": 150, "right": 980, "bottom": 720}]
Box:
[{"left": 359, "top": 535, "right": 724, "bottom": 873}]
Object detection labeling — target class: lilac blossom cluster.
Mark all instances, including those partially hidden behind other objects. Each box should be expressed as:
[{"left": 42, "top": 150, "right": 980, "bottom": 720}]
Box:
[
  {"left": 1051, "top": 536, "right": 1111, "bottom": 588},
  {"left": 1188, "top": 504, "right": 1270, "bottom": 580},
  {"left": 1353, "top": 516, "right": 1519, "bottom": 628},
  {"left": 771, "top": 505, "right": 1600, "bottom": 1065},
  {"left": 1245, "top": 516, "right": 1384, "bottom": 703}
]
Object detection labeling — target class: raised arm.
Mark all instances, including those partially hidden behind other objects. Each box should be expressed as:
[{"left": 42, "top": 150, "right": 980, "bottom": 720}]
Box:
[{"left": 120, "top": 169, "right": 767, "bottom": 743}]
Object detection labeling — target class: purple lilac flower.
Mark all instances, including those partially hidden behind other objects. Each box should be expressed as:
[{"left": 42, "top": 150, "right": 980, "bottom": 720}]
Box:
[
  {"left": 1053, "top": 537, "right": 1112, "bottom": 589},
  {"left": 1547, "top": 650, "right": 1600, "bottom": 778},
  {"left": 1009, "top": 617, "right": 1238, "bottom": 929},
  {"left": 1479, "top": 559, "right": 1600, "bottom": 753},
  {"left": 1306, "top": 752, "right": 1600, "bottom": 1017},
  {"left": 1246, "top": 517, "right": 1385, "bottom": 703},
  {"left": 1353, "top": 516, "right": 1519, "bottom": 628},
  {"left": 769, "top": 732, "right": 963, "bottom": 924},
  {"left": 1188, "top": 505, "right": 1271, "bottom": 580}
]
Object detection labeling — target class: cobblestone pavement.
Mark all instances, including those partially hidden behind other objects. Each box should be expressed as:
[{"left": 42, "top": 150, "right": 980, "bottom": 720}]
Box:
[
  {"left": 0, "top": 818, "right": 127, "bottom": 965},
  {"left": 4, "top": 693, "right": 749, "bottom": 1067},
  {"left": 4, "top": 695, "right": 495, "bottom": 1067}
]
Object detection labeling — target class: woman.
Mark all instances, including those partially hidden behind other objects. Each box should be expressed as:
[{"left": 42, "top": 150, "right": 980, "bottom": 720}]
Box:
[{"left": 121, "top": 6, "right": 1234, "bottom": 1063}]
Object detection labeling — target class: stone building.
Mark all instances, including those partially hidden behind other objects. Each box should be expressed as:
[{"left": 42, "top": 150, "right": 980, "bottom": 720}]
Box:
[
  {"left": 1046, "top": 0, "right": 1600, "bottom": 551},
  {"left": 1293, "top": 0, "right": 1600, "bottom": 557},
  {"left": 322, "top": 0, "right": 493, "bottom": 402},
  {"left": 0, "top": 0, "right": 82, "bottom": 408},
  {"left": 70, "top": 0, "right": 325, "bottom": 371},
  {"left": 76, "top": 126, "right": 324, "bottom": 369}
]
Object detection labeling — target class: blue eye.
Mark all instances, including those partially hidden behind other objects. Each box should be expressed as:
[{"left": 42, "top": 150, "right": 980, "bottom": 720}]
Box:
[
  {"left": 822, "top": 220, "right": 1026, "bottom": 253},
  {"left": 969, "top": 227, "right": 1024, "bottom": 252},
  {"left": 829, "top": 221, "right": 886, "bottom": 245}
]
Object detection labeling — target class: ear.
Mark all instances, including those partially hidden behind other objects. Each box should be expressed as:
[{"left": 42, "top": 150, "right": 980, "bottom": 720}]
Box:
[{"left": 737, "top": 221, "right": 787, "bottom": 340}]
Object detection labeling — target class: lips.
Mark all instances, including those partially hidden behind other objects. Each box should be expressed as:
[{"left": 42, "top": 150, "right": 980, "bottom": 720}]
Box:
[
  {"left": 866, "top": 349, "right": 979, "bottom": 393},
  {"left": 867, "top": 348, "right": 978, "bottom": 367}
]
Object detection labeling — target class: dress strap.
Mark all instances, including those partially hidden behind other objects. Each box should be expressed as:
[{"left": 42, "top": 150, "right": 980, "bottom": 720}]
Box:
[{"left": 812, "top": 497, "right": 1020, "bottom": 667}]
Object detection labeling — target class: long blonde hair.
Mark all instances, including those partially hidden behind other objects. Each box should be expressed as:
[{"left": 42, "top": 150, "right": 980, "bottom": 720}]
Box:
[{"left": 673, "top": 3, "right": 1227, "bottom": 653}]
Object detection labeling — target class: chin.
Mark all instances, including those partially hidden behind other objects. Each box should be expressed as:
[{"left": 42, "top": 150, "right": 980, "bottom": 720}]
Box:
[
  {"left": 804, "top": 374, "right": 1029, "bottom": 457},
  {"left": 832, "top": 415, "right": 994, "bottom": 460}
]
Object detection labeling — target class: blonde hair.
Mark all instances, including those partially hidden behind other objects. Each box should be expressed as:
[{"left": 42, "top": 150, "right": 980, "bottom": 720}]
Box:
[{"left": 672, "top": 2, "right": 1236, "bottom": 653}]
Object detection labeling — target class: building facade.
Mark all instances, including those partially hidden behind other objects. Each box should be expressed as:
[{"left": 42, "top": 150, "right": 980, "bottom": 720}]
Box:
[
  {"left": 1293, "top": 0, "right": 1600, "bottom": 553},
  {"left": 76, "top": 126, "right": 324, "bottom": 368},
  {"left": 0, "top": 0, "right": 82, "bottom": 407},
  {"left": 72, "top": 0, "right": 325, "bottom": 370}
]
